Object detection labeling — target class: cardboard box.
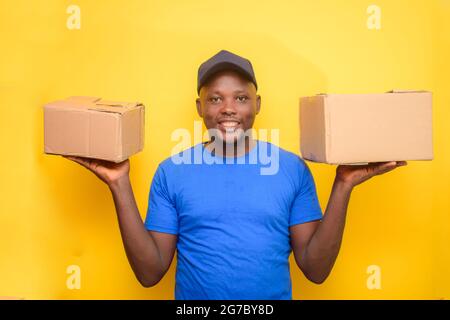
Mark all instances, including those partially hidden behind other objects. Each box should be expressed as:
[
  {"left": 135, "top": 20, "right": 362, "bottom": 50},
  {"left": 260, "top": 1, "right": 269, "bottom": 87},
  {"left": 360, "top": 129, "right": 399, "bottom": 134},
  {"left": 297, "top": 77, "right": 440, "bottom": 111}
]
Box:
[
  {"left": 299, "top": 90, "right": 433, "bottom": 164},
  {"left": 44, "top": 96, "right": 145, "bottom": 163}
]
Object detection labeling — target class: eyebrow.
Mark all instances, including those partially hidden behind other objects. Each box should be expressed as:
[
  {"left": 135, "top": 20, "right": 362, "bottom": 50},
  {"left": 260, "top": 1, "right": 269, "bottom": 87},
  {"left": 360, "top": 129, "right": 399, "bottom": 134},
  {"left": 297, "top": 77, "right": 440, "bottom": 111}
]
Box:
[{"left": 207, "top": 89, "right": 249, "bottom": 95}]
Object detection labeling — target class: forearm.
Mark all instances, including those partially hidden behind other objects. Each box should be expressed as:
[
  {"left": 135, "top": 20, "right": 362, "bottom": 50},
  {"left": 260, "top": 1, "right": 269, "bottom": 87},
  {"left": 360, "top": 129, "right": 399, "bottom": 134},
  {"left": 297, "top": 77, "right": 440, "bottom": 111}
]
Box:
[
  {"left": 301, "top": 178, "right": 353, "bottom": 283},
  {"left": 109, "top": 176, "right": 164, "bottom": 286}
]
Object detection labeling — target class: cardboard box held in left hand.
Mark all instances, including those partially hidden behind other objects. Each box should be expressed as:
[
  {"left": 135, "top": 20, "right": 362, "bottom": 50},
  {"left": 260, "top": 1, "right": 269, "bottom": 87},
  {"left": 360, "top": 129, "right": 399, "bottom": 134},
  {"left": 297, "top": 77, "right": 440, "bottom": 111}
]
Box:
[{"left": 43, "top": 96, "right": 145, "bottom": 163}]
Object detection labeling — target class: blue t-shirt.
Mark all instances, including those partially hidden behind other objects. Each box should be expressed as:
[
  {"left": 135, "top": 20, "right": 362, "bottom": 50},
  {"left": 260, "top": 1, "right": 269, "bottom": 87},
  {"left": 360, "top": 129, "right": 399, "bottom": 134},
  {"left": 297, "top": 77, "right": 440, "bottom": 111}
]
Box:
[{"left": 144, "top": 140, "right": 322, "bottom": 300}]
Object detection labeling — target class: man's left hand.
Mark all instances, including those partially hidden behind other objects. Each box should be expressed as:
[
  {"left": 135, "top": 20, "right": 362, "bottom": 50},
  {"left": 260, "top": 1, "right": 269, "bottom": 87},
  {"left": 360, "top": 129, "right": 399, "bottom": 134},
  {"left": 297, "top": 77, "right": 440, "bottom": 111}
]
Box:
[{"left": 336, "top": 161, "right": 407, "bottom": 188}]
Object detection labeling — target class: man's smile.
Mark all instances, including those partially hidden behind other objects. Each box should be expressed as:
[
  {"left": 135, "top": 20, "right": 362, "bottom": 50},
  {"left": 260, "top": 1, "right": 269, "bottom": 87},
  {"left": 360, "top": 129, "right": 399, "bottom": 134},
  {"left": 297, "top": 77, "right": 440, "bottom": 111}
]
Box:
[{"left": 217, "top": 119, "right": 241, "bottom": 133}]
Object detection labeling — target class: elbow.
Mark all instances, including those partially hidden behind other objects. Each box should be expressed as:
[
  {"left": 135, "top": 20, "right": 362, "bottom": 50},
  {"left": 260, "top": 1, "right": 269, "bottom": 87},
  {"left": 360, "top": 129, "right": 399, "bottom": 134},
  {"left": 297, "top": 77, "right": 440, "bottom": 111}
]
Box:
[
  {"left": 137, "top": 272, "right": 163, "bottom": 288},
  {"left": 303, "top": 270, "right": 330, "bottom": 285},
  {"left": 307, "top": 274, "right": 328, "bottom": 285},
  {"left": 141, "top": 282, "right": 155, "bottom": 288},
  {"left": 138, "top": 277, "right": 160, "bottom": 288},
  {"left": 298, "top": 257, "right": 334, "bottom": 285},
  {"left": 139, "top": 279, "right": 156, "bottom": 288},
  {"left": 133, "top": 261, "right": 166, "bottom": 288}
]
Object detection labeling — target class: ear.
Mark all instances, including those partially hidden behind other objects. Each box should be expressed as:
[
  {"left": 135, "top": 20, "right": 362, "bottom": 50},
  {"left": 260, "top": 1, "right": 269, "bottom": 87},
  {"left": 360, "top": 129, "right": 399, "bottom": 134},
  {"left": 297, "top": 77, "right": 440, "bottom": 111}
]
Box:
[
  {"left": 255, "top": 95, "right": 261, "bottom": 115},
  {"left": 196, "top": 97, "right": 203, "bottom": 118}
]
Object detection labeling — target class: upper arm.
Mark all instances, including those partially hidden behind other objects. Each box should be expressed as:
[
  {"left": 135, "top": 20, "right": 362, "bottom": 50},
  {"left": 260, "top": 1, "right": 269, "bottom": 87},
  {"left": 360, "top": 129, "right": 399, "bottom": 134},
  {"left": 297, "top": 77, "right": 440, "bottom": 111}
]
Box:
[
  {"left": 148, "top": 230, "right": 177, "bottom": 273},
  {"left": 289, "top": 159, "right": 322, "bottom": 267},
  {"left": 290, "top": 220, "right": 320, "bottom": 269},
  {"left": 144, "top": 165, "right": 179, "bottom": 276},
  {"left": 289, "top": 159, "right": 322, "bottom": 226}
]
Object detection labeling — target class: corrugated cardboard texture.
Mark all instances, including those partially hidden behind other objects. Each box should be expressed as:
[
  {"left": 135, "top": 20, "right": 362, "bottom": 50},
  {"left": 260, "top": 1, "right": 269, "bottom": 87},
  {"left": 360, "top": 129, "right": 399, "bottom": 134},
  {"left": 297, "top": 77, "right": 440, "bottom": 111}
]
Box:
[
  {"left": 300, "top": 91, "right": 433, "bottom": 164},
  {"left": 43, "top": 96, "right": 145, "bottom": 162}
]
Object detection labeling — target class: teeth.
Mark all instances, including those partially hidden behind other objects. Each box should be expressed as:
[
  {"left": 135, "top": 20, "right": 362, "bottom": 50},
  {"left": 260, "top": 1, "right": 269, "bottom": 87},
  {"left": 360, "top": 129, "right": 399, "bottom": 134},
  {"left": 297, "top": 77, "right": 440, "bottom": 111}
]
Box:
[
  {"left": 225, "top": 127, "right": 236, "bottom": 133},
  {"left": 221, "top": 121, "right": 239, "bottom": 127},
  {"left": 220, "top": 121, "right": 239, "bottom": 134}
]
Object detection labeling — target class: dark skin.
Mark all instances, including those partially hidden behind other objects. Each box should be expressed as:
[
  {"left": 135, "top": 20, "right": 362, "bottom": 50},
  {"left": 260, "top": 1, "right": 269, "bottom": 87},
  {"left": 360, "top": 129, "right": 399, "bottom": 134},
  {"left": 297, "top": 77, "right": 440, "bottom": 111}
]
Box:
[
  {"left": 64, "top": 70, "right": 407, "bottom": 287},
  {"left": 195, "top": 70, "right": 261, "bottom": 157}
]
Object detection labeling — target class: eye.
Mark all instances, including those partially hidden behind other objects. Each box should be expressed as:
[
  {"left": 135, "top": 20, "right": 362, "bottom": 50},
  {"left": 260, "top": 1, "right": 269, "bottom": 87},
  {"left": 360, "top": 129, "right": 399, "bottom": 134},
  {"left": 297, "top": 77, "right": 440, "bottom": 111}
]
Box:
[
  {"left": 209, "top": 96, "right": 222, "bottom": 104},
  {"left": 236, "top": 95, "right": 248, "bottom": 102}
]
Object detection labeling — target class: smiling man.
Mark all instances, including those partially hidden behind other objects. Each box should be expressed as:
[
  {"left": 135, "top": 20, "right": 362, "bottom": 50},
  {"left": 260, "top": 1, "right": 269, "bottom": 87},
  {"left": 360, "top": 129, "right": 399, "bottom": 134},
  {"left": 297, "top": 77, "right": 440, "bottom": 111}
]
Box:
[{"left": 65, "top": 50, "right": 407, "bottom": 300}]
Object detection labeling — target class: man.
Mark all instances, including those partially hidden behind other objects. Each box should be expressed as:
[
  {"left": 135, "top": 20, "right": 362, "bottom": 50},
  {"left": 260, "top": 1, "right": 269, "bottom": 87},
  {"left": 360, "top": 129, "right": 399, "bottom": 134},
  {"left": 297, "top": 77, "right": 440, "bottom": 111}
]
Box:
[{"left": 65, "top": 50, "right": 407, "bottom": 299}]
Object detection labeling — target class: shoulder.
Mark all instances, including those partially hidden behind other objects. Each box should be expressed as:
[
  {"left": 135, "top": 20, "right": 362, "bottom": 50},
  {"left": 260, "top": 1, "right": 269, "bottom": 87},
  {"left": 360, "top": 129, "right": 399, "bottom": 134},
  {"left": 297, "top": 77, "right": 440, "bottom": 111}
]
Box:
[
  {"left": 156, "top": 143, "right": 202, "bottom": 174},
  {"left": 262, "top": 141, "right": 308, "bottom": 170}
]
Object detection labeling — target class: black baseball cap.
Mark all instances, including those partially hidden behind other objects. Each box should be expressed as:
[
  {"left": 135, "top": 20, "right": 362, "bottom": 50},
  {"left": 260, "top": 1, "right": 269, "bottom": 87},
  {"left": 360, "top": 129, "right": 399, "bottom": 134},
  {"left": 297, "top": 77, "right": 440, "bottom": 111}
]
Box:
[{"left": 197, "top": 50, "right": 258, "bottom": 94}]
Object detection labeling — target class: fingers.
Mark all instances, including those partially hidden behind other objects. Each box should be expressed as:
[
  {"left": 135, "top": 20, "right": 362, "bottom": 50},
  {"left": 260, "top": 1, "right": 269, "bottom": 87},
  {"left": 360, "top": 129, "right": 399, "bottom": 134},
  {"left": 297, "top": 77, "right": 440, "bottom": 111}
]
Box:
[
  {"left": 371, "top": 161, "right": 408, "bottom": 175},
  {"left": 379, "top": 161, "right": 397, "bottom": 169}
]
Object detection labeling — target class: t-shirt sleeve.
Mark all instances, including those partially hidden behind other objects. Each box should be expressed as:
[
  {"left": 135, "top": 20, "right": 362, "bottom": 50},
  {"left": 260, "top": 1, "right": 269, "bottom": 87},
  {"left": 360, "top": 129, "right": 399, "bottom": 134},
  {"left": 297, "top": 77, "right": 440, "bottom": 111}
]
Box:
[
  {"left": 144, "top": 165, "right": 179, "bottom": 235},
  {"left": 289, "top": 160, "right": 323, "bottom": 226}
]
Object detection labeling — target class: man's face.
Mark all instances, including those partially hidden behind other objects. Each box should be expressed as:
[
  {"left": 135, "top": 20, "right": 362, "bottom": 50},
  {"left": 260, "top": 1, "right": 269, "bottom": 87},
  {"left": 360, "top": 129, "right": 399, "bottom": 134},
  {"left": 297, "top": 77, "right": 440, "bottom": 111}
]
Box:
[{"left": 196, "top": 70, "right": 261, "bottom": 144}]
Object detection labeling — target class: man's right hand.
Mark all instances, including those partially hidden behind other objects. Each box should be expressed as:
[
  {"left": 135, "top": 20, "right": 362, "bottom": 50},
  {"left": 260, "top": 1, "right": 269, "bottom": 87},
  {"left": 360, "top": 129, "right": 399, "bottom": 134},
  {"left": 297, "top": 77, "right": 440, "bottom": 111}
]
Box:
[{"left": 63, "top": 155, "right": 130, "bottom": 187}]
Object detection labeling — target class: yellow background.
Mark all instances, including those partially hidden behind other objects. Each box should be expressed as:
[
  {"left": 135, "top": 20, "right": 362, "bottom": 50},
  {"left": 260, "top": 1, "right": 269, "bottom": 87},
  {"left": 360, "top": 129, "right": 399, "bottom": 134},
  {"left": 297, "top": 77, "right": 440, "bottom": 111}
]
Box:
[{"left": 0, "top": 0, "right": 449, "bottom": 299}]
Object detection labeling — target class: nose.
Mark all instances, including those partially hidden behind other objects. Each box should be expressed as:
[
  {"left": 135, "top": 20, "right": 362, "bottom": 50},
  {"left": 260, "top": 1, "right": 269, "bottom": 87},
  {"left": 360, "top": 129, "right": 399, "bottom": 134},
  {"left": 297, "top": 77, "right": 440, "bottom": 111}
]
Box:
[{"left": 219, "top": 99, "right": 237, "bottom": 116}]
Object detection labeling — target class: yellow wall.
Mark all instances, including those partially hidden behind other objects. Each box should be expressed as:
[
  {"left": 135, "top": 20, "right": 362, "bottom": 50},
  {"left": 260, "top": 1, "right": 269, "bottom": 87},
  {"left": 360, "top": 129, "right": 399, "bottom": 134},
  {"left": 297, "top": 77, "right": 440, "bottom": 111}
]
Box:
[{"left": 0, "top": 0, "right": 448, "bottom": 299}]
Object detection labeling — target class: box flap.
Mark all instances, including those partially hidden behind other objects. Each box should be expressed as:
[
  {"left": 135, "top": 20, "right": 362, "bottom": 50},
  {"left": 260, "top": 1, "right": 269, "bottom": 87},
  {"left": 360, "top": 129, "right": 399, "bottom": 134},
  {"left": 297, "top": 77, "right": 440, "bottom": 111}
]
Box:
[
  {"left": 90, "top": 99, "right": 144, "bottom": 114},
  {"left": 44, "top": 96, "right": 143, "bottom": 114}
]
